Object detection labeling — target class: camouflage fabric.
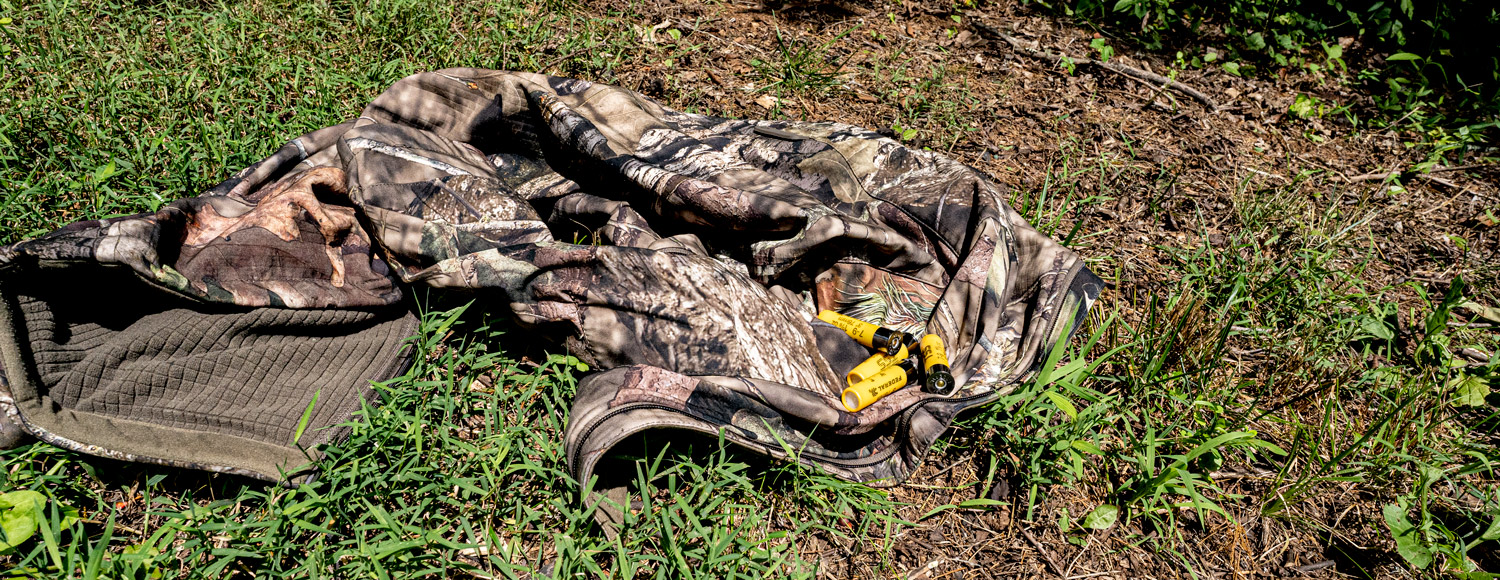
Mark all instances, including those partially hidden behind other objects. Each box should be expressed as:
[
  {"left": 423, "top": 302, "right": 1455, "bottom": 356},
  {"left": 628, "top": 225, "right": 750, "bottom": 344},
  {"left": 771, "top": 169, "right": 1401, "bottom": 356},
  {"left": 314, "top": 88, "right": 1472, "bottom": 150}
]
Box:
[{"left": 0, "top": 70, "right": 1101, "bottom": 487}]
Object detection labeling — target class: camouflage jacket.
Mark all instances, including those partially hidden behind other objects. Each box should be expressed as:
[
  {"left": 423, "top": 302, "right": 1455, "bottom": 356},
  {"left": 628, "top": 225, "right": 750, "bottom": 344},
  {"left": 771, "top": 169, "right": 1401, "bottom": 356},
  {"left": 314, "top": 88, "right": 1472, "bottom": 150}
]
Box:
[{"left": 0, "top": 70, "right": 1100, "bottom": 488}]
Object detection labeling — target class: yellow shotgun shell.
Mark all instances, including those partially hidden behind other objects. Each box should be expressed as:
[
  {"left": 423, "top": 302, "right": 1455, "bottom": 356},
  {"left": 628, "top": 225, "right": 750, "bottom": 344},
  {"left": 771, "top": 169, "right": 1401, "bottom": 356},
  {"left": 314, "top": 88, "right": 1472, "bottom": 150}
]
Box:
[
  {"left": 919, "top": 334, "right": 955, "bottom": 395},
  {"left": 816, "top": 310, "right": 910, "bottom": 353},
  {"left": 842, "top": 358, "right": 918, "bottom": 412},
  {"left": 846, "top": 343, "right": 909, "bottom": 386}
]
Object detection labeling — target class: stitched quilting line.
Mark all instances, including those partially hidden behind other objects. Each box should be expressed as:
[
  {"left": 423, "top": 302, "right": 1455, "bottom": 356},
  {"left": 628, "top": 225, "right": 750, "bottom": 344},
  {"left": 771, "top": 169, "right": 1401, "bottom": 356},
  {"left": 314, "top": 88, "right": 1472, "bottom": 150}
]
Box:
[{"left": 31, "top": 331, "right": 392, "bottom": 438}]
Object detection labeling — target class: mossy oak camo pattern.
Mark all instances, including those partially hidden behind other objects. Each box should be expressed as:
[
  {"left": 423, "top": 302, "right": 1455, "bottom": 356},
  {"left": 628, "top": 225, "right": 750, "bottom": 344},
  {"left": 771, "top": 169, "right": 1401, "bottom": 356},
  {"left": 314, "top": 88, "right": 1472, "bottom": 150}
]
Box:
[{"left": 0, "top": 70, "right": 1101, "bottom": 486}]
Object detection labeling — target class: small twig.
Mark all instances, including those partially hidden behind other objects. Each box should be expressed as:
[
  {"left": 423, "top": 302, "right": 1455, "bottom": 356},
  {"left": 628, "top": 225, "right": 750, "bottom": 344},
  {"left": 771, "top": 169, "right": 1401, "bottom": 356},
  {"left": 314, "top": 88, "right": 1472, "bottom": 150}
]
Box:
[
  {"left": 705, "top": 68, "right": 729, "bottom": 87},
  {"left": 1433, "top": 163, "right": 1490, "bottom": 174},
  {"left": 1018, "top": 527, "right": 1067, "bottom": 577},
  {"left": 1346, "top": 163, "right": 1493, "bottom": 183},
  {"left": 1417, "top": 192, "right": 1461, "bottom": 217},
  {"left": 1458, "top": 347, "right": 1493, "bottom": 363},
  {"left": 915, "top": 558, "right": 982, "bottom": 575},
  {"left": 924, "top": 457, "right": 968, "bottom": 481},
  {"left": 1062, "top": 535, "right": 1091, "bottom": 577},
  {"left": 1066, "top": 572, "right": 1119, "bottom": 580},
  {"left": 1345, "top": 169, "right": 1401, "bottom": 183},
  {"left": 670, "top": 18, "right": 767, "bottom": 57},
  {"left": 1258, "top": 536, "right": 1293, "bottom": 562},
  {"left": 970, "top": 22, "right": 1219, "bottom": 111},
  {"left": 1138, "top": 75, "right": 1182, "bottom": 111},
  {"left": 1209, "top": 467, "right": 1276, "bottom": 480},
  {"left": 1331, "top": 503, "right": 1357, "bottom": 531},
  {"left": 1296, "top": 560, "right": 1337, "bottom": 573},
  {"left": 81, "top": 519, "right": 142, "bottom": 535},
  {"left": 1245, "top": 168, "right": 1289, "bottom": 183},
  {"left": 1419, "top": 174, "right": 1461, "bottom": 190},
  {"left": 537, "top": 48, "right": 584, "bottom": 74}
]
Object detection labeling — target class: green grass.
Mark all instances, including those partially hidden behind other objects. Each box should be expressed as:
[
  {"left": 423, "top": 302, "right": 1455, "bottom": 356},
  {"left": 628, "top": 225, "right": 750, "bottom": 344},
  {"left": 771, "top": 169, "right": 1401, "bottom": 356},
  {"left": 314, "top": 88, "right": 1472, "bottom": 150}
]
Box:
[
  {"left": 1, "top": 2, "right": 904, "bottom": 576},
  {"left": 0, "top": 0, "right": 635, "bottom": 242},
  {"left": 2, "top": 299, "right": 898, "bottom": 577},
  {"left": 983, "top": 138, "right": 1500, "bottom": 573},
  {"left": 3, "top": 0, "right": 1499, "bottom": 577}
]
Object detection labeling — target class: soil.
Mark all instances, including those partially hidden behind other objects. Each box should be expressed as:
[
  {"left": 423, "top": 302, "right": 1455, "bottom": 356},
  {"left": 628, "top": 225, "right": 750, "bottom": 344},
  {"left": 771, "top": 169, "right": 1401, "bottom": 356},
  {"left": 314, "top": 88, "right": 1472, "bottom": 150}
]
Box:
[{"left": 570, "top": 0, "right": 1500, "bottom": 577}]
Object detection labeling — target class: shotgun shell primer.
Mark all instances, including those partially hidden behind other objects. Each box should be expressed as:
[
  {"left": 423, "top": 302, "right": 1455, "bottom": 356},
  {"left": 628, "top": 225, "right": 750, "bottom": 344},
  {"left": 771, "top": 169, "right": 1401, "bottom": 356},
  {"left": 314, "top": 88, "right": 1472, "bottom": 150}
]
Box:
[
  {"left": 846, "top": 343, "right": 909, "bottom": 386},
  {"left": 842, "top": 358, "right": 919, "bottom": 412},
  {"left": 816, "top": 310, "right": 911, "bottom": 353},
  {"left": 919, "top": 334, "right": 955, "bottom": 396}
]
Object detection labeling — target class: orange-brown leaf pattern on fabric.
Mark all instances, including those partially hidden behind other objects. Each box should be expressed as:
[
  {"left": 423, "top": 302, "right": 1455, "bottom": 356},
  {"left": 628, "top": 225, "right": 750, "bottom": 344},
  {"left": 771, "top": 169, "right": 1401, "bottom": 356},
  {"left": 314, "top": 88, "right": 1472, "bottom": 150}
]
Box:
[{"left": 182, "top": 167, "right": 359, "bottom": 288}]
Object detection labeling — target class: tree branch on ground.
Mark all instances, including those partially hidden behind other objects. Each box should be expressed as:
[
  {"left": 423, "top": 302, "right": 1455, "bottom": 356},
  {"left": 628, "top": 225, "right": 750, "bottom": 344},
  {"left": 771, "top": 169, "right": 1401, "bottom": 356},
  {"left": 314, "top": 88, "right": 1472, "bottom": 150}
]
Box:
[
  {"left": 1345, "top": 164, "right": 1492, "bottom": 183},
  {"left": 971, "top": 21, "right": 1220, "bottom": 112}
]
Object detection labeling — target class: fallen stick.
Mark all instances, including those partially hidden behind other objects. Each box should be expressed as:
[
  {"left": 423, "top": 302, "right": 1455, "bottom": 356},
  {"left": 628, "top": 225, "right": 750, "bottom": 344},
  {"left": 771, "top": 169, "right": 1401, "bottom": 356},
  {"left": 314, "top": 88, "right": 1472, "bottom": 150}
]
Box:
[
  {"left": 1018, "top": 526, "right": 1068, "bottom": 578},
  {"left": 1345, "top": 163, "right": 1491, "bottom": 183},
  {"left": 970, "top": 21, "right": 1220, "bottom": 112},
  {"left": 537, "top": 48, "right": 584, "bottom": 75}
]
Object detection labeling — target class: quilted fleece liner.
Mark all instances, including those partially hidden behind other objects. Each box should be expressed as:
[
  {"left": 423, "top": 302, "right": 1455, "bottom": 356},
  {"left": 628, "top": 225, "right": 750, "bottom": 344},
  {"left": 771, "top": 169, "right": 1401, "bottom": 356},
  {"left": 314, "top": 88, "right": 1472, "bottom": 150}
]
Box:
[{"left": 0, "top": 264, "right": 417, "bottom": 481}]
